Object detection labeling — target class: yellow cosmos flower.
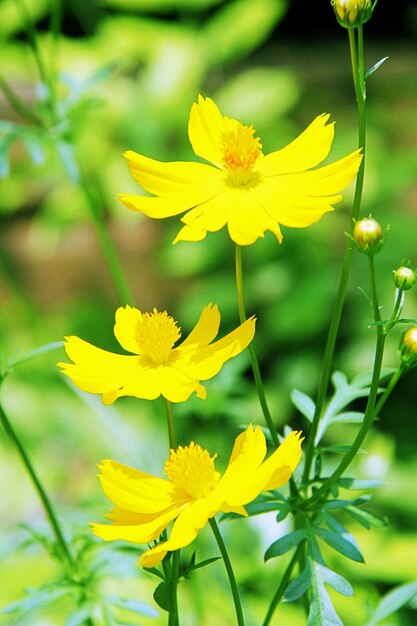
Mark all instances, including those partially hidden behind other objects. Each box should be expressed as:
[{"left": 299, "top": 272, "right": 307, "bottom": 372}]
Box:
[
  {"left": 58, "top": 303, "right": 255, "bottom": 404},
  {"left": 91, "top": 425, "right": 303, "bottom": 567},
  {"left": 119, "top": 95, "right": 362, "bottom": 246}
]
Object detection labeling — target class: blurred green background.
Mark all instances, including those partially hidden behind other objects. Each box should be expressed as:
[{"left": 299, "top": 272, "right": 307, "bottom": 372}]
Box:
[{"left": 1, "top": 0, "right": 417, "bottom": 624}]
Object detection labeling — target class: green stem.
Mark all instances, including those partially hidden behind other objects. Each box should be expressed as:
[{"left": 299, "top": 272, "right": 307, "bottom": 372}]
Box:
[
  {"left": 375, "top": 363, "right": 407, "bottom": 415},
  {"left": 168, "top": 550, "right": 180, "bottom": 626},
  {"left": 234, "top": 245, "right": 279, "bottom": 447},
  {"left": 307, "top": 255, "right": 385, "bottom": 507},
  {"left": 262, "top": 544, "right": 303, "bottom": 626},
  {"left": 302, "top": 25, "right": 367, "bottom": 485},
  {"left": 209, "top": 518, "right": 245, "bottom": 626},
  {"left": 0, "top": 400, "right": 72, "bottom": 568},
  {"left": 165, "top": 399, "right": 176, "bottom": 450},
  {"left": 78, "top": 175, "right": 134, "bottom": 305}
]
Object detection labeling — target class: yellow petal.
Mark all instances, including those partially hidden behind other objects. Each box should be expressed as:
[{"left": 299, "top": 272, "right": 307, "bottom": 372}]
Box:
[
  {"left": 251, "top": 180, "right": 337, "bottom": 229},
  {"left": 119, "top": 192, "right": 205, "bottom": 219},
  {"left": 115, "top": 360, "right": 200, "bottom": 403},
  {"left": 124, "top": 150, "right": 220, "bottom": 196},
  {"left": 262, "top": 431, "right": 304, "bottom": 490},
  {"left": 224, "top": 431, "right": 303, "bottom": 506},
  {"left": 188, "top": 95, "right": 226, "bottom": 167},
  {"left": 226, "top": 188, "right": 283, "bottom": 245},
  {"left": 220, "top": 425, "right": 267, "bottom": 488},
  {"left": 113, "top": 305, "right": 142, "bottom": 354},
  {"left": 98, "top": 459, "right": 176, "bottom": 514},
  {"left": 91, "top": 503, "right": 181, "bottom": 544},
  {"left": 177, "top": 316, "right": 256, "bottom": 381},
  {"left": 173, "top": 222, "right": 208, "bottom": 244},
  {"left": 58, "top": 337, "right": 139, "bottom": 394},
  {"left": 178, "top": 303, "right": 220, "bottom": 351},
  {"left": 140, "top": 498, "right": 216, "bottom": 567},
  {"left": 259, "top": 114, "right": 335, "bottom": 176}
]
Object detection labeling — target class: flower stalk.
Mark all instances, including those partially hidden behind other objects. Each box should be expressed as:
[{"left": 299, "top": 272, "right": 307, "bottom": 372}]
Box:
[
  {"left": 235, "top": 245, "right": 279, "bottom": 447},
  {"left": 302, "top": 23, "right": 367, "bottom": 485},
  {"left": 209, "top": 518, "right": 245, "bottom": 626}
]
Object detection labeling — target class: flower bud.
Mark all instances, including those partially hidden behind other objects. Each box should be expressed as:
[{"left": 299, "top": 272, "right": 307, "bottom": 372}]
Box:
[
  {"left": 353, "top": 217, "right": 384, "bottom": 256},
  {"left": 400, "top": 327, "right": 417, "bottom": 368},
  {"left": 393, "top": 266, "right": 416, "bottom": 291},
  {"left": 331, "top": 0, "right": 375, "bottom": 28}
]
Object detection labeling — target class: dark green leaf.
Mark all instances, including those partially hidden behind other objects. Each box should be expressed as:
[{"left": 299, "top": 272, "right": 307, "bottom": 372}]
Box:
[
  {"left": 346, "top": 506, "right": 389, "bottom": 530},
  {"left": 306, "top": 559, "right": 343, "bottom": 626},
  {"left": 314, "top": 526, "right": 364, "bottom": 563},
  {"left": 265, "top": 529, "right": 306, "bottom": 562},
  {"left": 284, "top": 565, "right": 312, "bottom": 602},
  {"left": 320, "top": 444, "right": 366, "bottom": 454},
  {"left": 153, "top": 582, "right": 174, "bottom": 613},
  {"left": 143, "top": 566, "right": 165, "bottom": 580}
]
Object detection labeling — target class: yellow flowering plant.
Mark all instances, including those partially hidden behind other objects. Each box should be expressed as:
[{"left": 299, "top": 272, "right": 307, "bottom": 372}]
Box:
[
  {"left": 120, "top": 95, "right": 362, "bottom": 246},
  {"left": 2, "top": 2, "right": 417, "bottom": 626}
]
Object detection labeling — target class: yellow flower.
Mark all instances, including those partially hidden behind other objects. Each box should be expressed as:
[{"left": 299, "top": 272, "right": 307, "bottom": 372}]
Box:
[
  {"left": 120, "top": 95, "right": 362, "bottom": 246},
  {"left": 58, "top": 304, "right": 255, "bottom": 404},
  {"left": 91, "top": 425, "right": 303, "bottom": 567}
]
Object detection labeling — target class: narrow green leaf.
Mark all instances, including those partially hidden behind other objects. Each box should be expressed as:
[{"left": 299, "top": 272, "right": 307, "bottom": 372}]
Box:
[
  {"left": 320, "top": 444, "right": 366, "bottom": 454},
  {"left": 186, "top": 556, "right": 221, "bottom": 573},
  {"left": 291, "top": 389, "right": 315, "bottom": 422},
  {"left": 284, "top": 565, "right": 312, "bottom": 602},
  {"left": 365, "top": 581, "right": 417, "bottom": 626},
  {"left": 314, "top": 526, "right": 364, "bottom": 563},
  {"left": 346, "top": 506, "right": 389, "bottom": 530},
  {"left": 338, "top": 477, "right": 384, "bottom": 490},
  {"left": 153, "top": 582, "right": 174, "bottom": 613},
  {"left": 365, "top": 56, "right": 389, "bottom": 79},
  {"left": 265, "top": 529, "right": 306, "bottom": 561},
  {"left": 6, "top": 342, "right": 63, "bottom": 370}
]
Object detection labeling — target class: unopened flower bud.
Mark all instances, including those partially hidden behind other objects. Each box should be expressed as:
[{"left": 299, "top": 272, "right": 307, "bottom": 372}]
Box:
[
  {"left": 353, "top": 217, "right": 384, "bottom": 256},
  {"left": 331, "top": 0, "right": 374, "bottom": 28},
  {"left": 393, "top": 266, "right": 416, "bottom": 291},
  {"left": 400, "top": 327, "right": 417, "bottom": 368}
]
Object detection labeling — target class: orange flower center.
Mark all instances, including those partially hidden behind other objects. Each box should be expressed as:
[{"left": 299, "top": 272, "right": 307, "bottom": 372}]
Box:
[
  {"left": 220, "top": 121, "right": 262, "bottom": 186},
  {"left": 135, "top": 309, "right": 181, "bottom": 364},
  {"left": 165, "top": 442, "right": 220, "bottom": 499}
]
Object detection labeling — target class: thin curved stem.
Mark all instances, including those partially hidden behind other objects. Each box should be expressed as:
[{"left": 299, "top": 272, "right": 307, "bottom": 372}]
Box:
[
  {"left": 0, "top": 400, "right": 72, "bottom": 567},
  {"left": 307, "top": 255, "right": 385, "bottom": 507},
  {"left": 375, "top": 364, "right": 407, "bottom": 415},
  {"left": 235, "top": 245, "right": 279, "bottom": 447},
  {"left": 209, "top": 518, "right": 245, "bottom": 626},
  {"left": 262, "top": 544, "right": 303, "bottom": 626},
  {"left": 302, "top": 25, "right": 367, "bottom": 485}
]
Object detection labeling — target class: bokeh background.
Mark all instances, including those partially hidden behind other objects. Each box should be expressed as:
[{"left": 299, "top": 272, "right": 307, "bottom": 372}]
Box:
[{"left": 1, "top": 0, "right": 417, "bottom": 624}]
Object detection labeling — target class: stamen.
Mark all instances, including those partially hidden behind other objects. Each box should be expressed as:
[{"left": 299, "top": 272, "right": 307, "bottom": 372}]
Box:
[
  {"left": 220, "top": 120, "right": 262, "bottom": 185},
  {"left": 165, "top": 442, "right": 219, "bottom": 499},
  {"left": 135, "top": 309, "right": 181, "bottom": 364}
]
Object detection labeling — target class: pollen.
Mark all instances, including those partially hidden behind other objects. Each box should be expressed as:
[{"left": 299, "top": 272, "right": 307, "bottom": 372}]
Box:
[
  {"left": 164, "top": 442, "right": 220, "bottom": 499},
  {"left": 220, "top": 120, "right": 262, "bottom": 186},
  {"left": 135, "top": 309, "right": 181, "bottom": 364}
]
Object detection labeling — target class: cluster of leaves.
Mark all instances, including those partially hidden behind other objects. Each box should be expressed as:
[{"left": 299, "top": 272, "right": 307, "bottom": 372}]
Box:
[{"left": 1, "top": 527, "right": 158, "bottom": 626}]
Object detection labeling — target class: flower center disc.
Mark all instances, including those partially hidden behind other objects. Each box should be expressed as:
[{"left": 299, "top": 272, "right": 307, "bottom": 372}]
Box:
[
  {"left": 221, "top": 120, "right": 262, "bottom": 186},
  {"left": 165, "top": 443, "right": 219, "bottom": 499},
  {"left": 135, "top": 309, "right": 181, "bottom": 364}
]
